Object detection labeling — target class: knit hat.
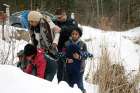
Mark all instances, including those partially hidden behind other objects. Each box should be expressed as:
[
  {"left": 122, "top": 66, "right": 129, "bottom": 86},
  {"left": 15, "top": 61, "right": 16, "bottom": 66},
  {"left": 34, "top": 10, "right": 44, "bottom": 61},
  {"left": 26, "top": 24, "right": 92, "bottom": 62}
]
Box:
[
  {"left": 71, "top": 27, "right": 83, "bottom": 37},
  {"left": 24, "top": 44, "right": 37, "bottom": 56},
  {"left": 28, "top": 11, "right": 43, "bottom": 22}
]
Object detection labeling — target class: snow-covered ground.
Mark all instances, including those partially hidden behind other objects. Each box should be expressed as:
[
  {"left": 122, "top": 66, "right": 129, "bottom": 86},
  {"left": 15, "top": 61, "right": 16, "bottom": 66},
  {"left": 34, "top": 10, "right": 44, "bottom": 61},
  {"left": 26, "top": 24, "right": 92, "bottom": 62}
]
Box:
[
  {"left": 82, "top": 26, "right": 140, "bottom": 76},
  {"left": 0, "top": 65, "right": 82, "bottom": 93},
  {"left": 0, "top": 25, "right": 140, "bottom": 93}
]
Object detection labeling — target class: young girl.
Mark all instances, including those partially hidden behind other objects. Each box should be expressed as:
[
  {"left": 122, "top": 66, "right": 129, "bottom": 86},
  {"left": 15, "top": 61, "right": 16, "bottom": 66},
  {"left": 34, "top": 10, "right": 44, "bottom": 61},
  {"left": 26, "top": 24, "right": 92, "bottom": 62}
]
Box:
[{"left": 64, "top": 27, "right": 87, "bottom": 93}]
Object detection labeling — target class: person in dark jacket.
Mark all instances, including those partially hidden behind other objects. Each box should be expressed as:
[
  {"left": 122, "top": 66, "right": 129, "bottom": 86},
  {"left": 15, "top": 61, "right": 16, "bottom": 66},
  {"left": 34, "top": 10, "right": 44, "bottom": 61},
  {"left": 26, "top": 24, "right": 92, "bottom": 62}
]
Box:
[
  {"left": 54, "top": 8, "right": 78, "bottom": 51},
  {"left": 53, "top": 8, "right": 78, "bottom": 83},
  {"left": 64, "top": 27, "right": 87, "bottom": 93}
]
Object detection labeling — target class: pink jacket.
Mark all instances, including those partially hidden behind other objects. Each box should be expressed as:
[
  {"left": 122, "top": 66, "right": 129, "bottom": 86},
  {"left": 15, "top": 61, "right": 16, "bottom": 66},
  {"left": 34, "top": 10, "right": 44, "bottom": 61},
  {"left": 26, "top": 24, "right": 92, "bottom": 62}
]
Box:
[{"left": 24, "top": 49, "right": 47, "bottom": 79}]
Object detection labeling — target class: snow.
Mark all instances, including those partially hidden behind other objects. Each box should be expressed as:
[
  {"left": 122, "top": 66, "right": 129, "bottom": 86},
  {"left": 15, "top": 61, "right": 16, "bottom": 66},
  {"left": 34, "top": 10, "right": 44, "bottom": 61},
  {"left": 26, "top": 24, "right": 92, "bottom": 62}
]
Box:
[
  {"left": 0, "top": 25, "right": 28, "bottom": 41},
  {"left": 122, "top": 27, "right": 140, "bottom": 44},
  {"left": 0, "top": 64, "right": 98, "bottom": 93},
  {"left": 0, "top": 39, "right": 27, "bottom": 64},
  {"left": 0, "top": 25, "right": 140, "bottom": 93},
  {"left": 81, "top": 26, "right": 140, "bottom": 75},
  {"left": 0, "top": 65, "right": 82, "bottom": 93}
]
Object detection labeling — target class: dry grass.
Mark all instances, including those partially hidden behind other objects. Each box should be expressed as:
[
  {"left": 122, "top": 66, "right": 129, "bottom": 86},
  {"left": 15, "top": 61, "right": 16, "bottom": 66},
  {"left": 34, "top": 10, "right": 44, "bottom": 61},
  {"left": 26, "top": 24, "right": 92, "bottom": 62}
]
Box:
[
  {"left": 98, "top": 16, "right": 112, "bottom": 31},
  {"left": 93, "top": 47, "right": 138, "bottom": 93}
]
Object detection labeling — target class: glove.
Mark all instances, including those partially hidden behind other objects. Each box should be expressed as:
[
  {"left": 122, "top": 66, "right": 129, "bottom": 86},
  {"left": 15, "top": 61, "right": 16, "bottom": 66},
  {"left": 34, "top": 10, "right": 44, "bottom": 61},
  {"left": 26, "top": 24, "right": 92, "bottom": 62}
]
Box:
[{"left": 81, "top": 52, "right": 93, "bottom": 60}]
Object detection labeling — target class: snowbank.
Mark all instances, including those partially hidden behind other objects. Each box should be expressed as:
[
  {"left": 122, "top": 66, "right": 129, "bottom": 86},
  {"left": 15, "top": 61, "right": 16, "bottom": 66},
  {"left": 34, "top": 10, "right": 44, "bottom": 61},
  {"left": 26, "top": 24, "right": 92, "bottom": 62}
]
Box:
[
  {"left": 0, "top": 65, "right": 82, "bottom": 93},
  {"left": 122, "top": 27, "right": 140, "bottom": 45}
]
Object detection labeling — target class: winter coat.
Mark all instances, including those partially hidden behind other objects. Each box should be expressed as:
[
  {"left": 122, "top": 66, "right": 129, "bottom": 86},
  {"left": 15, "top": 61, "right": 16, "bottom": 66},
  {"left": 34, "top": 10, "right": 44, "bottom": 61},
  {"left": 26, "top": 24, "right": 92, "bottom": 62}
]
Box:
[
  {"left": 29, "top": 17, "right": 60, "bottom": 50},
  {"left": 65, "top": 39, "right": 87, "bottom": 73},
  {"left": 53, "top": 17, "right": 78, "bottom": 51},
  {"left": 24, "top": 49, "right": 47, "bottom": 79},
  {"left": 64, "top": 39, "right": 89, "bottom": 91},
  {"left": 64, "top": 43, "right": 81, "bottom": 84}
]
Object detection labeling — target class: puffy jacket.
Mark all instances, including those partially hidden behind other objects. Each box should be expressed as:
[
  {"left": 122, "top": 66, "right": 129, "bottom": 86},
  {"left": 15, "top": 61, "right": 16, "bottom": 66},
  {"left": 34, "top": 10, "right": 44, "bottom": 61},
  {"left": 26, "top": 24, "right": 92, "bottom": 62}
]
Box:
[{"left": 24, "top": 49, "right": 47, "bottom": 79}]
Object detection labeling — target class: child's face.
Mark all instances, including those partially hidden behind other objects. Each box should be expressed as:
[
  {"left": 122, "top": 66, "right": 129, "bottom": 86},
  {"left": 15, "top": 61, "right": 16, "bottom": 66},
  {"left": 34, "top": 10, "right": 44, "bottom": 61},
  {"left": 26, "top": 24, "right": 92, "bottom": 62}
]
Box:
[{"left": 71, "top": 30, "right": 80, "bottom": 41}]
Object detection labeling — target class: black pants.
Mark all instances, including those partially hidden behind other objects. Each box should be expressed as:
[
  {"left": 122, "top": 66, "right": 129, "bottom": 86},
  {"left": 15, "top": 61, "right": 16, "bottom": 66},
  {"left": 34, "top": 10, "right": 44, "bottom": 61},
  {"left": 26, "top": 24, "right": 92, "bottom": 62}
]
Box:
[
  {"left": 67, "top": 72, "right": 85, "bottom": 91},
  {"left": 66, "top": 61, "right": 85, "bottom": 92},
  {"left": 45, "top": 60, "right": 57, "bottom": 81},
  {"left": 57, "top": 60, "right": 68, "bottom": 83}
]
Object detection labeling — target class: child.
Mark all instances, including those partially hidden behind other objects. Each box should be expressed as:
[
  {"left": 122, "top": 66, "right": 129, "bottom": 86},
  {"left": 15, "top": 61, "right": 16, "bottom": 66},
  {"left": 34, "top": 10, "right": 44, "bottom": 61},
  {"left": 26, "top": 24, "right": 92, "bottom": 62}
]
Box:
[
  {"left": 23, "top": 44, "right": 57, "bottom": 81},
  {"left": 64, "top": 27, "right": 87, "bottom": 93},
  {"left": 23, "top": 44, "right": 47, "bottom": 79}
]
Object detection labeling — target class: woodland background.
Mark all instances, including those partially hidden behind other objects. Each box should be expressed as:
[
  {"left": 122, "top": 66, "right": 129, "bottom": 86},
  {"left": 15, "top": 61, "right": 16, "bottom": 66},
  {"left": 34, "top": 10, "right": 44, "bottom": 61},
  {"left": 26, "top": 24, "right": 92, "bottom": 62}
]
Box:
[{"left": 0, "top": 0, "right": 140, "bottom": 31}]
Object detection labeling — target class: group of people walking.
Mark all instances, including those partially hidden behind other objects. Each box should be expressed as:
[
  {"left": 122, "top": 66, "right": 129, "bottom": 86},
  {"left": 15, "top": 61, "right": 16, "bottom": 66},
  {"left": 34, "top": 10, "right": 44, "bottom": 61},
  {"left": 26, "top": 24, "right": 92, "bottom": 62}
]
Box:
[{"left": 17, "top": 8, "right": 92, "bottom": 93}]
